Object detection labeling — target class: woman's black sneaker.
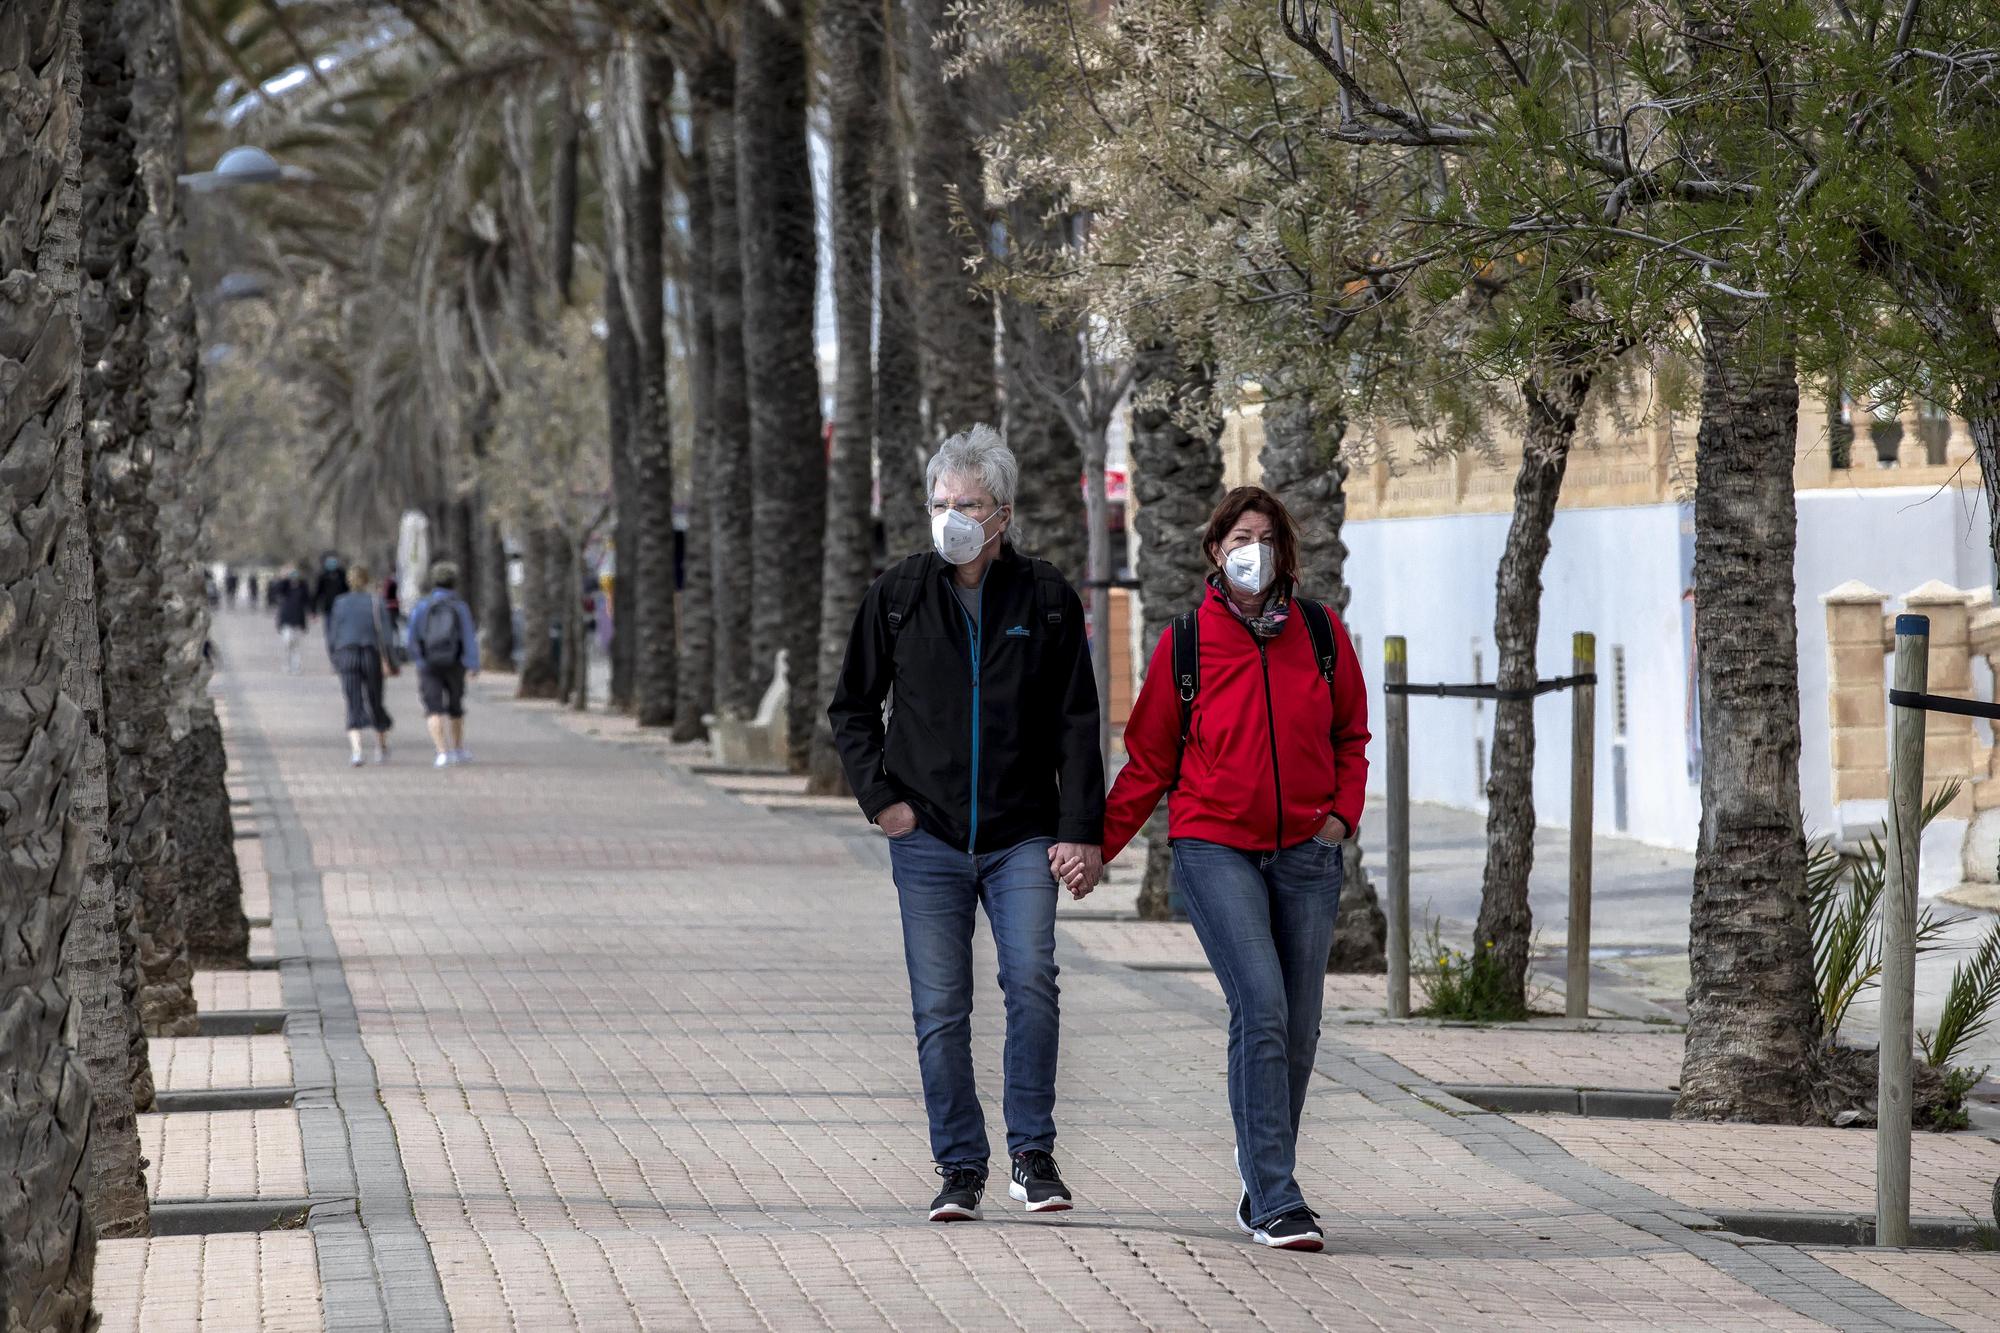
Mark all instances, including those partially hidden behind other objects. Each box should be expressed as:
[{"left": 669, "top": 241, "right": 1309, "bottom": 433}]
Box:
[
  {"left": 1249, "top": 1206, "right": 1323, "bottom": 1252},
  {"left": 929, "top": 1166, "right": 985, "bottom": 1222},
  {"left": 1007, "top": 1150, "right": 1073, "bottom": 1213}
]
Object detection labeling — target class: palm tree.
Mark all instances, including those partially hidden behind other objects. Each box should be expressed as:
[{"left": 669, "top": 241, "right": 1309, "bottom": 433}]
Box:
[
  {"left": 806, "top": 0, "right": 885, "bottom": 794},
  {"left": 875, "top": 113, "right": 928, "bottom": 559},
  {"left": 84, "top": 0, "right": 198, "bottom": 1040},
  {"left": 737, "top": 0, "right": 825, "bottom": 768},
  {"left": 1001, "top": 209, "right": 1086, "bottom": 580},
  {"left": 1, "top": 0, "right": 99, "bottom": 1321},
  {"left": 672, "top": 82, "right": 719, "bottom": 742},
  {"left": 1128, "top": 342, "right": 1225, "bottom": 920},
  {"left": 604, "top": 265, "right": 640, "bottom": 711}
]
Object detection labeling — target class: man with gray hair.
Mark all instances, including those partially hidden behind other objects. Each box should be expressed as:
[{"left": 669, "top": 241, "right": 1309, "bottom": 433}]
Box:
[
  {"left": 405, "top": 560, "right": 481, "bottom": 767},
  {"left": 829, "top": 423, "right": 1105, "bottom": 1223}
]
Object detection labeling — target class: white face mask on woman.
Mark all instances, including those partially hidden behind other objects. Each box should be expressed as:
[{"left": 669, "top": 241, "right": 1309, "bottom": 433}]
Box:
[
  {"left": 932, "top": 507, "right": 997, "bottom": 565},
  {"left": 1224, "top": 542, "right": 1276, "bottom": 596}
]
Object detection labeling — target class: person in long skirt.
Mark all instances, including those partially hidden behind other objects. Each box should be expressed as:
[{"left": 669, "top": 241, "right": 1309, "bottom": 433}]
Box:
[{"left": 324, "top": 566, "right": 397, "bottom": 765}]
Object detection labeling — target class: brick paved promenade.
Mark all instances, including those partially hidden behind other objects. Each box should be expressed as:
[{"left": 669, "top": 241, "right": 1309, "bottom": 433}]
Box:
[{"left": 134, "top": 614, "right": 2000, "bottom": 1331}]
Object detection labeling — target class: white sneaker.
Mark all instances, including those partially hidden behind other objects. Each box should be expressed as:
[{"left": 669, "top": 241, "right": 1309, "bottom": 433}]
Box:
[
  {"left": 434, "top": 752, "right": 451, "bottom": 768},
  {"left": 374, "top": 747, "right": 389, "bottom": 765},
  {"left": 350, "top": 753, "right": 364, "bottom": 767},
  {"left": 450, "top": 749, "right": 471, "bottom": 765}
]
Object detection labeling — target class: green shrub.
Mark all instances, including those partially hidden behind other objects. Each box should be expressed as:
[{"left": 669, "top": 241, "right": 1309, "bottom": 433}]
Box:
[{"left": 1413, "top": 919, "right": 1531, "bottom": 1023}]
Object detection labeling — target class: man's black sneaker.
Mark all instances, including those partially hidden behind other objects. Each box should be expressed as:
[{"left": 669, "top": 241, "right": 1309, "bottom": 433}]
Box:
[
  {"left": 929, "top": 1166, "right": 985, "bottom": 1222},
  {"left": 1236, "top": 1192, "right": 1253, "bottom": 1236},
  {"left": 1007, "top": 1150, "right": 1073, "bottom": 1213},
  {"left": 1249, "top": 1206, "right": 1323, "bottom": 1252}
]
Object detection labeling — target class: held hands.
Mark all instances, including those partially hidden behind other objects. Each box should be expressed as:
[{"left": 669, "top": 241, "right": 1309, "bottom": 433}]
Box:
[
  {"left": 875, "top": 802, "right": 919, "bottom": 839},
  {"left": 1049, "top": 843, "right": 1103, "bottom": 899}
]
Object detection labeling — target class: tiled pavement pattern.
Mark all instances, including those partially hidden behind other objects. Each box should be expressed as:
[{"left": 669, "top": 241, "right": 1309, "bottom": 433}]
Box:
[
  {"left": 96, "top": 1234, "right": 322, "bottom": 1332},
  {"left": 1521, "top": 1116, "right": 2000, "bottom": 1219},
  {"left": 195, "top": 968, "right": 287, "bottom": 1013},
  {"left": 150, "top": 1035, "right": 294, "bottom": 1091},
  {"left": 1815, "top": 1252, "right": 2000, "bottom": 1328},
  {"left": 138, "top": 1109, "right": 307, "bottom": 1202},
  {"left": 205, "top": 616, "right": 1986, "bottom": 1330},
  {"left": 1339, "top": 1026, "right": 1688, "bottom": 1090}
]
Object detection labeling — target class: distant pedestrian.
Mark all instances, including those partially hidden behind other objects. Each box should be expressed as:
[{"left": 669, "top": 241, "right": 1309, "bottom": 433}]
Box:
[
  {"left": 325, "top": 566, "right": 396, "bottom": 766},
  {"left": 224, "top": 568, "right": 240, "bottom": 607},
  {"left": 406, "top": 560, "right": 480, "bottom": 767},
  {"left": 828, "top": 425, "right": 1104, "bottom": 1225},
  {"left": 312, "top": 554, "right": 347, "bottom": 618},
  {"left": 272, "top": 566, "right": 311, "bottom": 674},
  {"left": 1093, "top": 485, "right": 1370, "bottom": 1253},
  {"left": 382, "top": 572, "right": 402, "bottom": 642}
]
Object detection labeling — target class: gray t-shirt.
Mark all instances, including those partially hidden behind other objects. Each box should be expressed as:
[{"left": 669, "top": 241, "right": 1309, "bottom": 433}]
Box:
[{"left": 952, "top": 581, "right": 979, "bottom": 622}]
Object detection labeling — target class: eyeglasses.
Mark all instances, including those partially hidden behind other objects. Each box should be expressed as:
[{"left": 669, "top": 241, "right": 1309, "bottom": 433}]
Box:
[{"left": 927, "top": 498, "right": 996, "bottom": 518}]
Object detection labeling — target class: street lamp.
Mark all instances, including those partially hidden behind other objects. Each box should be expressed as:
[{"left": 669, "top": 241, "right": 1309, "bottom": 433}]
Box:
[{"left": 179, "top": 145, "right": 311, "bottom": 193}]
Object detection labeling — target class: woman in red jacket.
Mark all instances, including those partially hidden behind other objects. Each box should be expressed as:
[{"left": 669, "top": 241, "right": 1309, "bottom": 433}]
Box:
[{"left": 1089, "top": 485, "right": 1368, "bottom": 1251}]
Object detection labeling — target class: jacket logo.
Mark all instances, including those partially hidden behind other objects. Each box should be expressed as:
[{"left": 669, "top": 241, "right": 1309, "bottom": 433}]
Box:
[{"left": 1005, "top": 625, "right": 1031, "bottom": 637}]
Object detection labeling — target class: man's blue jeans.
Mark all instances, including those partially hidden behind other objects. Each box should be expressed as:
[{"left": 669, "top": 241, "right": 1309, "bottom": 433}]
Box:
[
  {"left": 888, "top": 828, "right": 1060, "bottom": 1172},
  {"left": 1171, "top": 836, "right": 1344, "bottom": 1226}
]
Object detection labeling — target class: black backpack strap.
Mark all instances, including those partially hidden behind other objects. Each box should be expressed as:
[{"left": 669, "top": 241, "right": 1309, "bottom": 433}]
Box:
[
  {"left": 1169, "top": 609, "right": 1199, "bottom": 789},
  {"left": 1031, "top": 560, "right": 1066, "bottom": 630},
  {"left": 1295, "top": 598, "right": 1340, "bottom": 685},
  {"left": 884, "top": 557, "right": 926, "bottom": 635}
]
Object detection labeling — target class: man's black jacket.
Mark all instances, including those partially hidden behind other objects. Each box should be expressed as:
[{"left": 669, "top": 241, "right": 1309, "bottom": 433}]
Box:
[{"left": 828, "top": 546, "right": 1105, "bottom": 854}]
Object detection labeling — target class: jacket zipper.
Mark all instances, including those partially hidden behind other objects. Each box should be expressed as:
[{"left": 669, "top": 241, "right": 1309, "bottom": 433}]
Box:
[
  {"left": 1257, "top": 639, "right": 1283, "bottom": 850},
  {"left": 956, "top": 580, "right": 983, "bottom": 854}
]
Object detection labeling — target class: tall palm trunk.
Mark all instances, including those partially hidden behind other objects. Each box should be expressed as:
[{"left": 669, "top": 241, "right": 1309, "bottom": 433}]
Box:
[
  {"left": 621, "top": 52, "right": 677, "bottom": 729},
  {"left": 84, "top": 0, "right": 195, "bottom": 1039},
  {"left": 1129, "top": 343, "right": 1225, "bottom": 920},
  {"left": 1, "top": 1, "right": 98, "bottom": 1320},
  {"left": 1259, "top": 389, "right": 1387, "bottom": 971},
  {"left": 1468, "top": 369, "right": 1593, "bottom": 1010},
  {"left": 807, "top": 0, "right": 885, "bottom": 795},
  {"left": 604, "top": 265, "right": 638, "bottom": 712},
  {"left": 1674, "top": 301, "right": 1820, "bottom": 1123},
  {"left": 737, "top": 0, "right": 825, "bottom": 769},
  {"left": 57, "top": 409, "right": 149, "bottom": 1238},
  {"left": 672, "top": 103, "right": 718, "bottom": 742},
  {"left": 1004, "top": 295, "right": 1087, "bottom": 579},
  {"left": 693, "top": 58, "right": 756, "bottom": 719},
  {"left": 876, "top": 120, "right": 929, "bottom": 558},
  {"left": 515, "top": 526, "right": 560, "bottom": 697},
  {"left": 899, "top": 0, "right": 997, "bottom": 436}
]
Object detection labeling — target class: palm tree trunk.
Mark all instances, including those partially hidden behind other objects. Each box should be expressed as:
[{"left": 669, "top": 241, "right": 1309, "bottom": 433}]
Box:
[
  {"left": 672, "top": 103, "right": 718, "bottom": 743},
  {"left": 128, "top": 0, "right": 246, "bottom": 971},
  {"left": 806, "top": 0, "right": 884, "bottom": 795},
  {"left": 737, "top": 0, "right": 826, "bottom": 770},
  {"left": 84, "top": 0, "right": 196, "bottom": 1039},
  {"left": 899, "top": 0, "right": 997, "bottom": 436},
  {"left": 604, "top": 265, "right": 638, "bottom": 713},
  {"left": 1129, "top": 343, "right": 1225, "bottom": 920},
  {"left": 57, "top": 378, "right": 150, "bottom": 1239},
  {"left": 1674, "top": 302, "right": 1821, "bottom": 1123},
  {"left": 1004, "top": 290, "right": 1087, "bottom": 580},
  {"left": 515, "top": 525, "right": 560, "bottom": 698},
  {"left": 695, "top": 66, "right": 758, "bottom": 719},
  {"left": 876, "top": 121, "right": 929, "bottom": 559},
  {"left": 622, "top": 52, "right": 677, "bottom": 729},
  {"left": 1258, "top": 389, "right": 1387, "bottom": 970},
  {"left": 1, "top": 1, "right": 99, "bottom": 1318},
  {"left": 1469, "top": 369, "right": 1593, "bottom": 1011}
]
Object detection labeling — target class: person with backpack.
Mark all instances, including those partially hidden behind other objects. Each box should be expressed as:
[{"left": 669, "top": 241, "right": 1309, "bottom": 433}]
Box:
[
  {"left": 828, "top": 424, "right": 1104, "bottom": 1226},
  {"left": 1086, "top": 485, "right": 1369, "bottom": 1253},
  {"left": 272, "top": 565, "right": 312, "bottom": 674},
  {"left": 324, "top": 565, "right": 397, "bottom": 766},
  {"left": 405, "top": 560, "right": 480, "bottom": 767}
]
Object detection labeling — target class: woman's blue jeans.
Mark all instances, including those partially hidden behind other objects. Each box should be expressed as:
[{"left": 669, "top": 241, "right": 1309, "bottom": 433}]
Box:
[
  {"left": 1171, "top": 836, "right": 1344, "bottom": 1226},
  {"left": 888, "top": 829, "right": 1060, "bottom": 1172}
]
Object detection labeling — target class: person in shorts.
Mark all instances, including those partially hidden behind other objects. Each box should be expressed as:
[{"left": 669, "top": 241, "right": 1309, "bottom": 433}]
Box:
[{"left": 405, "top": 560, "right": 480, "bottom": 767}]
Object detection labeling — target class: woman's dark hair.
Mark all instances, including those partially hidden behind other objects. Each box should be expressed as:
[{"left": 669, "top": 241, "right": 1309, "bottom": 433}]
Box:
[{"left": 1203, "top": 486, "right": 1302, "bottom": 588}]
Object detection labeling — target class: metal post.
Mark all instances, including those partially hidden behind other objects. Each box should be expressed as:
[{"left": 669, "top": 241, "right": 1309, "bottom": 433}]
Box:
[
  {"left": 1567, "top": 632, "right": 1596, "bottom": 1019},
  {"left": 1385, "top": 636, "right": 1411, "bottom": 1019},
  {"left": 1879, "top": 613, "right": 1929, "bottom": 1247}
]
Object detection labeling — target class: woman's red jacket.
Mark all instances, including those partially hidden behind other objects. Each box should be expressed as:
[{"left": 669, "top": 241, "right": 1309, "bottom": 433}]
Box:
[{"left": 1102, "top": 585, "right": 1370, "bottom": 863}]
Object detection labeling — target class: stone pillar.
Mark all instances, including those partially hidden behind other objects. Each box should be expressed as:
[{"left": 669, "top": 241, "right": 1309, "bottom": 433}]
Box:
[
  {"left": 1903, "top": 580, "right": 1977, "bottom": 816},
  {"left": 1823, "top": 581, "right": 1890, "bottom": 822}
]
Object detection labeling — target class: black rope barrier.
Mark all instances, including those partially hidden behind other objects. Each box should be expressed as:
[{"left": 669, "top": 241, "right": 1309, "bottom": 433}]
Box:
[
  {"left": 1888, "top": 689, "right": 2000, "bottom": 722},
  {"left": 1385, "top": 672, "right": 1597, "bottom": 702}
]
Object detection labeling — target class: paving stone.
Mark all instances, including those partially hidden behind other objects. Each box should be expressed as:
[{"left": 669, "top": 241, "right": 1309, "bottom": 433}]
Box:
[
  {"left": 138, "top": 1109, "right": 307, "bottom": 1201},
  {"left": 194, "top": 969, "right": 286, "bottom": 1013},
  {"left": 150, "top": 1035, "right": 293, "bottom": 1091},
  {"left": 96, "top": 1234, "right": 321, "bottom": 1332},
  {"left": 1813, "top": 1252, "right": 2000, "bottom": 1328},
  {"left": 1341, "top": 1026, "right": 1687, "bottom": 1089}
]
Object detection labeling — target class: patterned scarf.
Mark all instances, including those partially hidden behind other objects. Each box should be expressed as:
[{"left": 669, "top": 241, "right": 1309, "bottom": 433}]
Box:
[{"left": 1210, "top": 574, "right": 1291, "bottom": 640}]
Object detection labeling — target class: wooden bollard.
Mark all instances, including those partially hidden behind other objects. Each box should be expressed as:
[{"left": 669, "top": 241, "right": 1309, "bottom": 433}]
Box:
[
  {"left": 1567, "top": 633, "right": 1596, "bottom": 1019},
  {"left": 1878, "top": 614, "right": 1928, "bottom": 1247}
]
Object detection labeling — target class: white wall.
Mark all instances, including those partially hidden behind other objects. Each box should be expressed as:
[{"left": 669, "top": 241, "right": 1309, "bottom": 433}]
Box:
[{"left": 1342, "top": 483, "right": 1994, "bottom": 853}]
